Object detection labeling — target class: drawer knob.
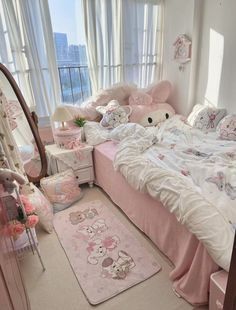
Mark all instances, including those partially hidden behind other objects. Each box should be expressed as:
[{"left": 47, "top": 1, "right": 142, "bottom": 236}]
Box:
[
  {"left": 76, "top": 176, "right": 79, "bottom": 179},
  {"left": 216, "top": 299, "right": 223, "bottom": 309}
]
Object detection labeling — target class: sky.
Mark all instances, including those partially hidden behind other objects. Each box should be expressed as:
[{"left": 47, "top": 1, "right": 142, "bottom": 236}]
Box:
[{"left": 48, "top": 0, "right": 86, "bottom": 45}]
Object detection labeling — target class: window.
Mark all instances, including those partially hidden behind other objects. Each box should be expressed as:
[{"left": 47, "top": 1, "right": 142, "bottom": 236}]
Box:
[{"left": 48, "top": 0, "right": 92, "bottom": 104}]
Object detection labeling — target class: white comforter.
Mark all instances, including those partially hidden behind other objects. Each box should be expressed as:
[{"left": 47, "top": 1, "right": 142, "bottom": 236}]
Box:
[{"left": 113, "top": 117, "right": 236, "bottom": 271}]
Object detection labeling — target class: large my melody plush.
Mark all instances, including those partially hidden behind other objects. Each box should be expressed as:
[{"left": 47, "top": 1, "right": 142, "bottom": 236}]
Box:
[
  {"left": 96, "top": 100, "right": 132, "bottom": 129},
  {"left": 129, "top": 80, "right": 175, "bottom": 127}
]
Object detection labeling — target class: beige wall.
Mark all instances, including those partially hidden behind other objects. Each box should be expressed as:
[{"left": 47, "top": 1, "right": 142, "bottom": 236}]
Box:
[
  {"left": 162, "top": 0, "right": 196, "bottom": 115},
  {"left": 163, "top": 0, "right": 236, "bottom": 115},
  {"left": 195, "top": 0, "right": 236, "bottom": 114}
]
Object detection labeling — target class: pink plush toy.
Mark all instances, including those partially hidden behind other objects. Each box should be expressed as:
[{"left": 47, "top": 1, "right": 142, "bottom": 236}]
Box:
[{"left": 129, "top": 80, "right": 175, "bottom": 127}]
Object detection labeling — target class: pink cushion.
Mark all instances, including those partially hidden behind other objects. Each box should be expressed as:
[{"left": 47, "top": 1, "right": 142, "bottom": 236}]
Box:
[
  {"left": 147, "top": 80, "right": 172, "bottom": 103},
  {"left": 40, "top": 169, "right": 83, "bottom": 212},
  {"left": 216, "top": 115, "right": 236, "bottom": 140},
  {"left": 65, "top": 104, "right": 101, "bottom": 122},
  {"left": 93, "top": 83, "right": 137, "bottom": 107},
  {"left": 129, "top": 91, "right": 152, "bottom": 106},
  {"left": 26, "top": 185, "right": 54, "bottom": 233}
]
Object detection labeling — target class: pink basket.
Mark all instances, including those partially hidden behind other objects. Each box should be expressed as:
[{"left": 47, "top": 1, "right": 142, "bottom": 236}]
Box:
[{"left": 54, "top": 127, "right": 81, "bottom": 149}]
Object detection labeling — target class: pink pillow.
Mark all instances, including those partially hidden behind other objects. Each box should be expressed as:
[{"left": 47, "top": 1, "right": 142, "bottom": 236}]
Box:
[
  {"left": 147, "top": 80, "right": 172, "bottom": 104},
  {"left": 26, "top": 185, "right": 54, "bottom": 233},
  {"left": 129, "top": 91, "right": 152, "bottom": 106},
  {"left": 217, "top": 115, "right": 236, "bottom": 140},
  {"left": 40, "top": 169, "right": 83, "bottom": 212}
]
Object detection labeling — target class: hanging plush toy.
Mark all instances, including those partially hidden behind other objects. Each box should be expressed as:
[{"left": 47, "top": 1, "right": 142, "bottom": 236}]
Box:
[{"left": 0, "top": 168, "right": 26, "bottom": 194}]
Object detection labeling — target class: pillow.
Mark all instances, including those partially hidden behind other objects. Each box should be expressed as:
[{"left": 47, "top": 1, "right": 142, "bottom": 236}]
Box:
[
  {"left": 84, "top": 121, "right": 110, "bottom": 145},
  {"left": 96, "top": 100, "right": 132, "bottom": 128},
  {"left": 188, "top": 105, "right": 226, "bottom": 132},
  {"left": 129, "top": 91, "right": 152, "bottom": 106},
  {"left": 64, "top": 103, "right": 101, "bottom": 122},
  {"left": 92, "top": 83, "right": 137, "bottom": 107},
  {"left": 216, "top": 115, "right": 236, "bottom": 141},
  {"left": 26, "top": 185, "right": 54, "bottom": 233},
  {"left": 40, "top": 169, "right": 83, "bottom": 213}
]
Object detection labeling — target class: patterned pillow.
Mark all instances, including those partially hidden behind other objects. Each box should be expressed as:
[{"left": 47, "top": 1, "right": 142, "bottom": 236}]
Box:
[
  {"left": 27, "top": 185, "right": 54, "bottom": 233},
  {"left": 40, "top": 169, "right": 83, "bottom": 213},
  {"left": 188, "top": 105, "right": 226, "bottom": 132},
  {"left": 216, "top": 115, "right": 236, "bottom": 141},
  {"left": 96, "top": 100, "right": 132, "bottom": 129}
]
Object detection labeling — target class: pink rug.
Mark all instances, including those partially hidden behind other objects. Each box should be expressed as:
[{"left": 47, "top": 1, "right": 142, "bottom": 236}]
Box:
[{"left": 53, "top": 200, "right": 161, "bottom": 305}]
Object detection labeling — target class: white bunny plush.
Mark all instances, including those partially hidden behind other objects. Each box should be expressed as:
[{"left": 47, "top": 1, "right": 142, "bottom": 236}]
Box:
[{"left": 0, "top": 168, "right": 26, "bottom": 193}]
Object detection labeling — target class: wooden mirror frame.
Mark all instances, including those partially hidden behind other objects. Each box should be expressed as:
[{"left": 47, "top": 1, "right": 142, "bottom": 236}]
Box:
[{"left": 0, "top": 63, "right": 47, "bottom": 183}]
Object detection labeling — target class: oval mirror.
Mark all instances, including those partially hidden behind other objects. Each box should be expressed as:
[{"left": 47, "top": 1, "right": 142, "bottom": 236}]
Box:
[{"left": 0, "top": 63, "right": 47, "bottom": 183}]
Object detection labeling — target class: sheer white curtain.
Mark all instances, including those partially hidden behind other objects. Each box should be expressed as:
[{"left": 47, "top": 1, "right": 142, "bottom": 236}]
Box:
[
  {"left": 82, "top": 0, "right": 123, "bottom": 93},
  {"left": 0, "top": 0, "right": 33, "bottom": 107},
  {"left": 82, "top": 0, "right": 163, "bottom": 93},
  {"left": 0, "top": 0, "right": 61, "bottom": 117}
]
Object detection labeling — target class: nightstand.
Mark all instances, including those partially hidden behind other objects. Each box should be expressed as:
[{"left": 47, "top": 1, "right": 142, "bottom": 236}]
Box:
[{"left": 45, "top": 144, "right": 94, "bottom": 187}]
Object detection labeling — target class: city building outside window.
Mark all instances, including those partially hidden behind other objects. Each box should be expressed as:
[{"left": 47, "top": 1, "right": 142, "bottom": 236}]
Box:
[{"left": 49, "top": 0, "right": 91, "bottom": 104}]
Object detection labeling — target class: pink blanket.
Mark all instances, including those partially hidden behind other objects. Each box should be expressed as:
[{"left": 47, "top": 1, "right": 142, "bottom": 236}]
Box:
[{"left": 94, "top": 141, "right": 219, "bottom": 305}]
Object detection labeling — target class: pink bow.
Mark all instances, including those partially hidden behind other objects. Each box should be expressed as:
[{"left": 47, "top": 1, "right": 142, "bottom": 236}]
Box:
[
  {"left": 66, "top": 139, "right": 86, "bottom": 160},
  {"left": 67, "top": 139, "right": 84, "bottom": 150}
]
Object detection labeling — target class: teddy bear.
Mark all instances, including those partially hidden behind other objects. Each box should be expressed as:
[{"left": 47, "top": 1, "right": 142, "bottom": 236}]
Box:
[
  {"left": 86, "top": 235, "right": 120, "bottom": 265},
  {"left": 128, "top": 80, "right": 175, "bottom": 127},
  {"left": 101, "top": 250, "right": 135, "bottom": 280},
  {"left": 69, "top": 208, "right": 98, "bottom": 225},
  {"left": 0, "top": 168, "right": 25, "bottom": 194},
  {"left": 76, "top": 219, "right": 108, "bottom": 240}
]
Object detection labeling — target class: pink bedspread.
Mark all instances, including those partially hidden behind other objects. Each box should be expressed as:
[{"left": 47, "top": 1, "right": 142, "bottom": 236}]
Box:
[{"left": 94, "top": 141, "right": 219, "bottom": 305}]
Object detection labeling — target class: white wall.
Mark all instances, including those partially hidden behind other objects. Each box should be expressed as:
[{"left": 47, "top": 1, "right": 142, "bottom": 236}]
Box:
[
  {"left": 196, "top": 0, "right": 236, "bottom": 114},
  {"left": 162, "top": 0, "right": 195, "bottom": 115}
]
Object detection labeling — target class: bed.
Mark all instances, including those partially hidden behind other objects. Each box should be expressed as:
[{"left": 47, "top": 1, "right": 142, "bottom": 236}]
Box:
[{"left": 92, "top": 116, "right": 236, "bottom": 305}]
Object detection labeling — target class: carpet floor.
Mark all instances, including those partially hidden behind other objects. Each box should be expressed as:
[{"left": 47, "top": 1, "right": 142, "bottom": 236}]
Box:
[{"left": 19, "top": 185, "right": 209, "bottom": 310}]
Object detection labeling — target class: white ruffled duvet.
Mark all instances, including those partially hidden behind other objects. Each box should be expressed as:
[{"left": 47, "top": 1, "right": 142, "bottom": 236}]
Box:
[{"left": 113, "top": 117, "right": 236, "bottom": 271}]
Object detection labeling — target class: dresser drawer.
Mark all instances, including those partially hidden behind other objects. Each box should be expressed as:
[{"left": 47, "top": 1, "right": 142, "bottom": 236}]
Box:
[
  {"left": 209, "top": 270, "right": 228, "bottom": 310},
  {"left": 56, "top": 151, "right": 93, "bottom": 172},
  {"left": 74, "top": 167, "right": 94, "bottom": 184}
]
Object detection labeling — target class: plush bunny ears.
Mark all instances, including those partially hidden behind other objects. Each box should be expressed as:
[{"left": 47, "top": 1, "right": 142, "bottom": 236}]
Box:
[{"left": 129, "top": 80, "right": 172, "bottom": 106}]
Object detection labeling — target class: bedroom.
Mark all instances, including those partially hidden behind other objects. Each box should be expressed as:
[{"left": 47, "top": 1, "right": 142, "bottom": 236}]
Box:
[{"left": 0, "top": 0, "right": 235, "bottom": 309}]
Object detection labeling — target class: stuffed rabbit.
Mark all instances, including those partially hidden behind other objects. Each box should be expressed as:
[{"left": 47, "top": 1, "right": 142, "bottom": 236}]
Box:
[{"left": 0, "top": 168, "right": 26, "bottom": 193}]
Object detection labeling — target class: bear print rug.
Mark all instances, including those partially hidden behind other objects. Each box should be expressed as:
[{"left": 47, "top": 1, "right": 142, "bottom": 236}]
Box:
[{"left": 53, "top": 200, "right": 161, "bottom": 305}]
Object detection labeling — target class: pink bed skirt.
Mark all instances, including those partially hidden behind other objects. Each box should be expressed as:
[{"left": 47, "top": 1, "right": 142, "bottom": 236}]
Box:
[{"left": 93, "top": 141, "right": 219, "bottom": 305}]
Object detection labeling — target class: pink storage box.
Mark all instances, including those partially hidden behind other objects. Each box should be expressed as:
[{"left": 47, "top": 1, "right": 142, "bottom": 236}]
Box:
[
  {"left": 53, "top": 127, "right": 81, "bottom": 149},
  {"left": 209, "top": 270, "right": 228, "bottom": 310}
]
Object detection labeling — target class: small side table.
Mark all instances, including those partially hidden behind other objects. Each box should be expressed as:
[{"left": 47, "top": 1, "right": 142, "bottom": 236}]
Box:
[{"left": 45, "top": 144, "right": 94, "bottom": 187}]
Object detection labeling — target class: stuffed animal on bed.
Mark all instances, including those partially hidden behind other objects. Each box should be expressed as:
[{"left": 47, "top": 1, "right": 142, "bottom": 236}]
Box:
[
  {"left": 96, "top": 100, "right": 132, "bottom": 129},
  {"left": 128, "top": 80, "right": 175, "bottom": 127}
]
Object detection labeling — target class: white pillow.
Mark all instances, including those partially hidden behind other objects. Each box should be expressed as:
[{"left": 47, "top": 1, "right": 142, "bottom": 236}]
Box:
[
  {"left": 187, "top": 104, "right": 226, "bottom": 132},
  {"left": 84, "top": 121, "right": 110, "bottom": 145}
]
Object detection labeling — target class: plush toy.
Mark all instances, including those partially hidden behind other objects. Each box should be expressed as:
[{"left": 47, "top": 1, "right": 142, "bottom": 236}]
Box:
[
  {"left": 128, "top": 80, "right": 175, "bottom": 127},
  {"left": 0, "top": 168, "right": 26, "bottom": 193},
  {"left": 96, "top": 100, "right": 132, "bottom": 128}
]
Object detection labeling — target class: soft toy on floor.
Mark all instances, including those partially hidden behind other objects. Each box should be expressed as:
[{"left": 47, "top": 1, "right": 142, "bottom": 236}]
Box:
[{"left": 129, "top": 80, "right": 175, "bottom": 127}]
